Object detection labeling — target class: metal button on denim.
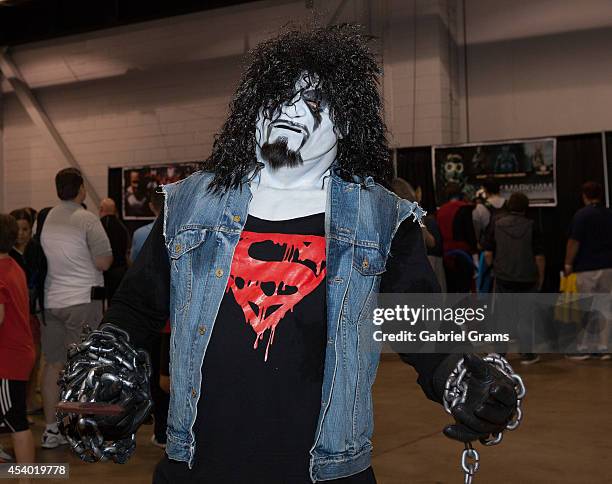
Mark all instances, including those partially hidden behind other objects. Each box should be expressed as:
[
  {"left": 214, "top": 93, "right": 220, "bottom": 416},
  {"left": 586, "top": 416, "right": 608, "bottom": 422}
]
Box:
[
  {"left": 215, "top": 268, "right": 224, "bottom": 277},
  {"left": 175, "top": 243, "right": 182, "bottom": 252},
  {"left": 362, "top": 258, "right": 369, "bottom": 269},
  {"left": 191, "top": 388, "right": 196, "bottom": 398},
  {"left": 198, "top": 326, "right": 206, "bottom": 335},
  {"left": 233, "top": 215, "right": 241, "bottom": 222}
]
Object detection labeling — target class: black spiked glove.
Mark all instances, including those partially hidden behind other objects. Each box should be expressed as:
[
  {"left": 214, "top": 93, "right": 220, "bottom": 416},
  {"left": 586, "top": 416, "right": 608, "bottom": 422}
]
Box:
[
  {"left": 439, "top": 354, "right": 520, "bottom": 443},
  {"left": 57, "top": 324, "right": 153, "bottom": 463}
]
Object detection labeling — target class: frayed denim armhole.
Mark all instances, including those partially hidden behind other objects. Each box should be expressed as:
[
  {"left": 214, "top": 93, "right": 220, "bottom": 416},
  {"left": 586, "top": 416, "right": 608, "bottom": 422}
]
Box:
[
  {"left": 398, "top": 198, "right": 426, "bottom": 228},
  {"left": 388, "top": 199, "right": 427, "bottom": 258},
  {"left": 409, "top": 201, "right": 427, "bottom": 227}
]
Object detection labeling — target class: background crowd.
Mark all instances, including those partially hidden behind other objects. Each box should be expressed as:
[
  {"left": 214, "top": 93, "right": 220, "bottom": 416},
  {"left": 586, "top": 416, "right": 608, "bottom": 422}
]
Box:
[
  {"left": 0, "top": 167, "right": 610, "bottom": 467},
  {"left": 390, "top": 177, "right": 612, "bottom": 365}
]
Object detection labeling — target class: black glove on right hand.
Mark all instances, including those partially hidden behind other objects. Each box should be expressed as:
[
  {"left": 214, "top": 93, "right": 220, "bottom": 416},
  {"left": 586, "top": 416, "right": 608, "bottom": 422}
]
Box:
[
  {"left": 57, "top": 324, "right": 153, "bottom": 463},
  {"left": 443, "top": 354, "right": 519, "bottom": 443}
]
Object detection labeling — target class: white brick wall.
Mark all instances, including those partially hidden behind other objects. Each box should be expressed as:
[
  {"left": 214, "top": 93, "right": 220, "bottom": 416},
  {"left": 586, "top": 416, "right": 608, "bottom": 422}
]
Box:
[
  {"left": 2, "top": 0, "right": 612, "bottom": 211},
  {"left": 382, "top": 0, "right": 461, "bottom": 148},
  {"left": 383, "top": 0, "right": 612, "bottom": 146},
  {"left": 465, "top": 0, "right": 612, "bottom": 141}
]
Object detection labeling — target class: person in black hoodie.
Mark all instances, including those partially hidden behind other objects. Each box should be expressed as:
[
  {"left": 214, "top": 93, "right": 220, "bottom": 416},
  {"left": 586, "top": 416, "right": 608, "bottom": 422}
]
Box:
[{"left": 483, "top": 192, "right": 545, "bottom": 365}]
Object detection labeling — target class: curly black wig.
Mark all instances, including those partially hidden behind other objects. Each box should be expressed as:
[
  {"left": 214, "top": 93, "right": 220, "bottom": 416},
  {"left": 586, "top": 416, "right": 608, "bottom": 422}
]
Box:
[{"left": 203, "top": 24, "right": 392, "bottom": 191}]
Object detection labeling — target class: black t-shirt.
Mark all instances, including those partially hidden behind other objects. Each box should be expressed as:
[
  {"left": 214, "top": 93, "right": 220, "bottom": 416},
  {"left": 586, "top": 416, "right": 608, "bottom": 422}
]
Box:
[
  {"left": 155, "top": 213, "right": 374, "bottom": 483},
  {"left": 9, "top": 248, "right": 27, "bottom": 276},
  {"left": 100, "top": 215, "right": 130, "bottom": 268},
  {"left": 196, "top": 212, "right": 327, "bottom": 482},
  {"left": 569, "top": 204, "right": 612, "bottom": 272}
]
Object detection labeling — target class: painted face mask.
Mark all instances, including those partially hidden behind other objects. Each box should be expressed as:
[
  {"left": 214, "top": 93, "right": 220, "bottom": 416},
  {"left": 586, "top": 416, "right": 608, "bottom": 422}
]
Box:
[
  {"left": 250, "top": 71, "right": 340, "bottom": 220},
  {"left": 255, "top": 71, "right": 339, "bottom": 169}
]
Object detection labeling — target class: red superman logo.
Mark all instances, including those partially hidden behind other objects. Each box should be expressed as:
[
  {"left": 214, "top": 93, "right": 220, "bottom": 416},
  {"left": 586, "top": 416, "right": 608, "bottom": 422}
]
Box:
[{"left": 226, "top": 231, "right": 326, "bottom": 360}]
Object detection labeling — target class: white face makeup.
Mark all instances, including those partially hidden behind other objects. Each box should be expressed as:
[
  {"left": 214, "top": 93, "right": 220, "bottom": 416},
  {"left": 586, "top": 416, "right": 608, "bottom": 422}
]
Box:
[
  {"left": 255, "top": 71, "right": 339, "bottom": 166},
  {"left": 250, "top": 71, "right": 338, "bottom": 220}
]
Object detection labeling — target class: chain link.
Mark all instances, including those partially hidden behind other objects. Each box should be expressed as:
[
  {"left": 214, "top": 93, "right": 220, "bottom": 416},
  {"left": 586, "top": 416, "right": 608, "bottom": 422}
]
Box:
[
  {"left": 57, "top": 325, "right": 152, "bottom": 463},
  {"left": 461, "top": 442, "right": 479, "bottom": 484},
  {"left": 443, "top": 353, "right": 526, "bottom": 482}
]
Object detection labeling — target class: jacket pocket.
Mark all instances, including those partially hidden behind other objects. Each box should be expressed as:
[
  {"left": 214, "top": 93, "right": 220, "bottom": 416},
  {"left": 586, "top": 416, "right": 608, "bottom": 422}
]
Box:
[
  {"left": 345, "top": 245, "right": 386, "bottom": 326},
  {"left": 167, "top": 228, "right": 208, "bottom": 311},
  {"left": 169, "top": 227, "right": 208, "bottom": 259},
  {"left": 352, "top": 244, "right": 386, "bottom": 276}
]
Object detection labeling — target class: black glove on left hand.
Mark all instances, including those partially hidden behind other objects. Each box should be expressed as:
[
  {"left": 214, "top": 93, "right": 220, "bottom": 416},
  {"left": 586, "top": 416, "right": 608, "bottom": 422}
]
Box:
[
  {"left": 443, "top": 354, "right": 518, "bottom": 443},
  {"left": 57, "top": 324, "right": 152, "bottom": 463}
]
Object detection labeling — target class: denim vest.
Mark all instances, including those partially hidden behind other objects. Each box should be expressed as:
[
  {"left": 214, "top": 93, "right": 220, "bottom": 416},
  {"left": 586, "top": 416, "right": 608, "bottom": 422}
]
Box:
[{"left": 161, "top": 169, "right": 424, "bottom": 481}]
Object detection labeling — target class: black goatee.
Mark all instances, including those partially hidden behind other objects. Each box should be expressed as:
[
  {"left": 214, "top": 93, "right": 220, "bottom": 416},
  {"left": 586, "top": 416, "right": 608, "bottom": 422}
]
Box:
[{"left": 261, "top": 138, "right": 303, "bottom": 169}]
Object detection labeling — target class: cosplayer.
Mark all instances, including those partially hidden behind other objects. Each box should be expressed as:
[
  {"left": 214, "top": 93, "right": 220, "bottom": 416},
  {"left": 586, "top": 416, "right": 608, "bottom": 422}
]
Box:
[{"left": 57, "top": 26, "right": 524, "bottom": 483}]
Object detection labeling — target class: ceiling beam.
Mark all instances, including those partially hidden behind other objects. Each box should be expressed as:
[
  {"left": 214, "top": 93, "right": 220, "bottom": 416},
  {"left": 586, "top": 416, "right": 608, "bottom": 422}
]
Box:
[
  {"left": 327, "top": 0, "right": 351, "bottom": 26},
  {"left": 0, "top": 46, "right": 101, "bottom": 207}
]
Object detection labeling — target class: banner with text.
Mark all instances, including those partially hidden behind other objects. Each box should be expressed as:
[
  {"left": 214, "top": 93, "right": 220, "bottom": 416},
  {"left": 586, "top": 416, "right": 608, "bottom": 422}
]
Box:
[{"left": 432, "top": 138, "right": 556, "bottom": 206}]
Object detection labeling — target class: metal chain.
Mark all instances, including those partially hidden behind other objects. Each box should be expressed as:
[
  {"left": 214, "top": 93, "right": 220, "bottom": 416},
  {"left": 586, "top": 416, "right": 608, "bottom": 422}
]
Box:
[
  {"left": 443, "top": 353, "right": 526, "bottom": 482},
  {"left": 461, "top": 442, "right": 479, "bottom": 484},
  {"left": 58, "top": 324, "right": 152, "bottom": 463}
]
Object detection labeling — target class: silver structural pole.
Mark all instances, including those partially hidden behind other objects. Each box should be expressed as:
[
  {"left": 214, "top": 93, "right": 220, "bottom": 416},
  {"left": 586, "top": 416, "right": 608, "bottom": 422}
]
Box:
[
  {"left": 0, "top": 71, "right": 4, "bottom": 212},
  {"left": 603, "top": 132, "right": 610, "bottom": 208},
  {"left": 327, "top": 0, "right": 350, "bottom": 26}
]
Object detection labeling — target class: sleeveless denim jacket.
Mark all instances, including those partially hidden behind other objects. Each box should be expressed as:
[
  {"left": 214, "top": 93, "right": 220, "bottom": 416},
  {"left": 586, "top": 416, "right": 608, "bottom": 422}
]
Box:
[{"left": 161, "top": 169, "right": 424, "bottom": 481}]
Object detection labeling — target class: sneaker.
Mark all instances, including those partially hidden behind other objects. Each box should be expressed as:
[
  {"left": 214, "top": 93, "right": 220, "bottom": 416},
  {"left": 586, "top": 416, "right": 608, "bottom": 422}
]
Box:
[
  {"left": 565, "top": 353, "right": 591, "bottom": 361},
  {"left": 41, "top": 428, "right": 68, "bottom": 449},
  {"left": 150, "top": 435, "right": 166, "bottom": 449},
  {"left": 520, "top": 354, "right": 541, "bottom": 366},
  {"left": 0, "top": 446, "right": 14, "bottom": 463},
  {"left": 591, "top": 353, "right": 612, "bottom": 361}
]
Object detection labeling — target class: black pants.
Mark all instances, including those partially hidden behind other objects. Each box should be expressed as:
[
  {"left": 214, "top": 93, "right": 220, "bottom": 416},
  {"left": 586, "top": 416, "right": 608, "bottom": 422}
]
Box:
[
  {"left": 150, "top": 332, "right": 170, "bottom": 443},
  {"left": 104, "top": 265, "right": 128, "bottom": 304},
  {"left": 0, "top": 380, "right": 28, "bottom": 432},
  {"left": 444, "top": 253, "right": 474, "bottom": 293},
  {"left": 152, "top": 458, "right": 376, "bottom": 484}
]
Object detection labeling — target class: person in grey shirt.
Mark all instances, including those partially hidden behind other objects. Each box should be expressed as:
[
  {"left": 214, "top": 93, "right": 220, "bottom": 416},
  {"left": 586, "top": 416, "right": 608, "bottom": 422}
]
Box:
[
  {"left": 39, "top": 168, "right": 112, "bottom": 448},
  {"left": 473, "top": 179, "right": 506, "bottom": 244}
]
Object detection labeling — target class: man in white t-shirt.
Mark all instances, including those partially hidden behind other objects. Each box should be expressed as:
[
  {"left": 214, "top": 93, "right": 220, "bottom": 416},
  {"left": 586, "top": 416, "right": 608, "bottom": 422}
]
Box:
[{"left": 40, "top": 168, "right": 112, "bottom": 448}]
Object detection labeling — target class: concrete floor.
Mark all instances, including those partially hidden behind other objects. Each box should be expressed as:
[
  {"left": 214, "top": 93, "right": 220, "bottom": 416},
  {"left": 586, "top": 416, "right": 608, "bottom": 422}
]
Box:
[{"left": 2, "top": 354, "right": 611, "bottom": 483}]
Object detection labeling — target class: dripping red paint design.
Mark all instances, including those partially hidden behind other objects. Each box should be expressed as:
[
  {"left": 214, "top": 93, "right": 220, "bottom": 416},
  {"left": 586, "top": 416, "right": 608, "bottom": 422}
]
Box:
[{"left": 226, "top": 231, "right": 326, "bottom": 361}]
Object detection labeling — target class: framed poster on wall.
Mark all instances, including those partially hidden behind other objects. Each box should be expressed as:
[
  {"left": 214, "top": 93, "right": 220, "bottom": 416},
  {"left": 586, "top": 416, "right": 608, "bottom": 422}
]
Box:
[
  {"left": 432, "top": 138, "right": 557, "bottom": 207},
  {"left": 122, "top": 162, "right": 200, "bottom": 219}
]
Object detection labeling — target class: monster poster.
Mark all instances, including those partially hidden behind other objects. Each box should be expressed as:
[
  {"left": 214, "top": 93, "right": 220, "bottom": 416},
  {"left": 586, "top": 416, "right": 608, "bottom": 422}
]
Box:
[
  {"left": 122, "top": 162, "right": 200, "bottom": 219},
  {"left": 432, "top": 138, "right": 557, "bottom": 207}
]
